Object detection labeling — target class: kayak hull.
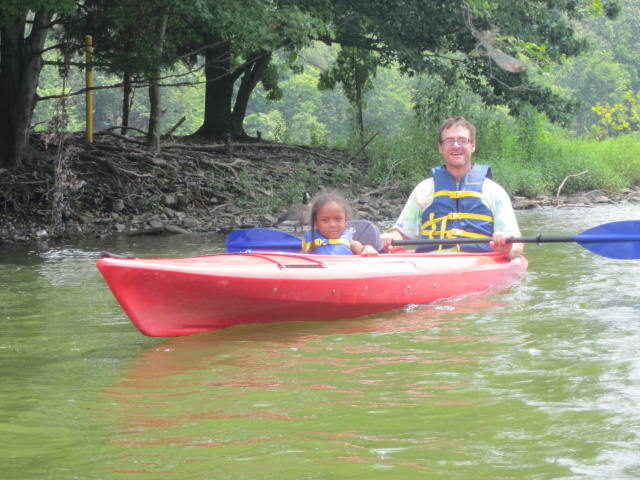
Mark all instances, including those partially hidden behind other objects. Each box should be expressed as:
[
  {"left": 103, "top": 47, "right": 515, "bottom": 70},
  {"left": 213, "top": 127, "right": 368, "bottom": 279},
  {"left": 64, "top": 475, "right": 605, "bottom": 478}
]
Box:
[{"left": 96, "top": 251, "right": 527, "bottom": 337}]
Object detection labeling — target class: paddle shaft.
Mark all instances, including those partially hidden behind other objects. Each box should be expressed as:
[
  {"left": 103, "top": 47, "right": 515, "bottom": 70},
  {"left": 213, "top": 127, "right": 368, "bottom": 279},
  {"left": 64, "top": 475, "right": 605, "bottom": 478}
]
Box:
[
  {"left": 225, "top": 221, "right": 640, "bottom": 259},
  {"left": 392, "top": 234, "right": 640, "bottom": 246}
]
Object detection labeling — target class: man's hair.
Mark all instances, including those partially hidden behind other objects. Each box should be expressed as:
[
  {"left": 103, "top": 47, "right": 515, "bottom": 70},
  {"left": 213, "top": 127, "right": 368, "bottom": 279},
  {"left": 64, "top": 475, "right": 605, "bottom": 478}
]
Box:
[{"left": 439, "top": 117, "right": 476, "bottom": 142}]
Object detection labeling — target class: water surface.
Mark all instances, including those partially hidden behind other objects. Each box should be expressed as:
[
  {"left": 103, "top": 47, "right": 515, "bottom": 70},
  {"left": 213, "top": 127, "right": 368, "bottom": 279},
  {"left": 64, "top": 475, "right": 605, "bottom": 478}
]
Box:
[{"left": 1, "top": 204, "right": 639, "bottom": 479}]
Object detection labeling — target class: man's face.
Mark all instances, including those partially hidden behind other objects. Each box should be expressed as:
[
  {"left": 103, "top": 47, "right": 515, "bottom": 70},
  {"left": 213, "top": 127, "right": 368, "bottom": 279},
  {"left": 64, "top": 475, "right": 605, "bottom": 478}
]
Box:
[{"left": 437, "top": 125, "right": 476, "bottom": 173}]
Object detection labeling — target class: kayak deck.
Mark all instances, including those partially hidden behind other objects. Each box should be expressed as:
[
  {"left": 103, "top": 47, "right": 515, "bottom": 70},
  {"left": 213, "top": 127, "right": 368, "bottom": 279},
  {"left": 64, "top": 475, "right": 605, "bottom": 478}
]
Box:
[{"left": 97, "top": 251, "right": 528, "bottom": 337}]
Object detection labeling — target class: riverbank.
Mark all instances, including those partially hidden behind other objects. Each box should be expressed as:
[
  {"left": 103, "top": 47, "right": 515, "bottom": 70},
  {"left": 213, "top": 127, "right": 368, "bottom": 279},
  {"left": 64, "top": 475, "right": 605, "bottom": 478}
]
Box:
[{"left": 2, "top": 133, "right": 640, "bottom": 244}]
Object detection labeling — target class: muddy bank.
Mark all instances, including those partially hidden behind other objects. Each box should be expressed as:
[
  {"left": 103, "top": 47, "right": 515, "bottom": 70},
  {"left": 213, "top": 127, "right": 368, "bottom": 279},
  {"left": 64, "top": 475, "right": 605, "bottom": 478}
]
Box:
[{"left": 2, "top": 133, "right": 639, "bottom": 244}]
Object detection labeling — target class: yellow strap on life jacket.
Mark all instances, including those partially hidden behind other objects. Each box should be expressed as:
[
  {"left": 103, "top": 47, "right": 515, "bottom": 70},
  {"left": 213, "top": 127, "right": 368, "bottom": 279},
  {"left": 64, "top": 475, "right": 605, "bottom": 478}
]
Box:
[
  {"left": 446, "top": 228, "right": 491, "bottom": 239},
  {"left": 421, "top": 212, "right": 493, "bottom": 231},
  {"left": 434, "top": 190, "right": 484, "bottom": 200},
  {"left": 421, "top": 213, "right": 493, "bottom": 252},
  {"left": 302, "top": 237, "right": 351, "bottom": 252},
  {"left": 421, "top": 212, "right": 449, "bottom": 252},
  {"left": 422, "top": 184, "right": 492, "bottom": 251}
]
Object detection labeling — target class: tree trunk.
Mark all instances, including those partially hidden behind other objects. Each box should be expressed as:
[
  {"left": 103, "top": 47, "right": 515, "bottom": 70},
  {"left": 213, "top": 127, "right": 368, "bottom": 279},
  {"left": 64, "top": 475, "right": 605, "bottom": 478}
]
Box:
[
  {"left": 147, "top": 81, "right": 162, "bottom": 151},
  {"left": 121, "top": 72, "right": 132, "bottom": 135},
  {"left": 355, "top": 78, "right": 364, "bottom": 142},
  {"left": 231, "top": 52, "right": 271, "bottom": 139},
  {"left": 193, "top": 36, "right": 235, "bottom": 140},
  {"left": 147, "top": 14, "right": 167, "bottom": 151},
  {"left": 0, "top": 10, "right": 51, "bottom": 169}
]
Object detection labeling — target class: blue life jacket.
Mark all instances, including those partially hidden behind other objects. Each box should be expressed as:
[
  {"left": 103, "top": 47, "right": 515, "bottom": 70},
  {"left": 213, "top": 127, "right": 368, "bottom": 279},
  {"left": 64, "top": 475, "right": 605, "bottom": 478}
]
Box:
[
  {"left": 418, "top": 164, "right": 494, "bottom": 253},
  {"left": 302, "top": 229, "right": 353, "bottom": 255}
]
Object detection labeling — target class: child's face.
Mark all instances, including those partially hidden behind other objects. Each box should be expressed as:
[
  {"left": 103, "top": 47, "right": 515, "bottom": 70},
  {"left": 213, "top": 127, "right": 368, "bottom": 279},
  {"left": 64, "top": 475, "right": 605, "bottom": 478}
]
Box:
[{"left": 314, "top": 201, "right": 347, "bottom": 239}]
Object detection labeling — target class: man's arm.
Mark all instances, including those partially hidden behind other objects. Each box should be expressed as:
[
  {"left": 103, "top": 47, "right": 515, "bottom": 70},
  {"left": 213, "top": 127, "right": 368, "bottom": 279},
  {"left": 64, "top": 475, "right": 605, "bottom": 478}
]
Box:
[
  {"left": 381, "top": 178, "right": 434, "bottom": 251},
  {"left": 484, "top": 179, "right": 523, "bottom": 259}
]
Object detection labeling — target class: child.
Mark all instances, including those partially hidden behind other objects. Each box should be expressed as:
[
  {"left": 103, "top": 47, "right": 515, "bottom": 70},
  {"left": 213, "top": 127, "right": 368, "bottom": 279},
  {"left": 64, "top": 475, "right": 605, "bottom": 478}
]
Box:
[{"left": 302, "top": 191, "right": 378, "bottom": 255}]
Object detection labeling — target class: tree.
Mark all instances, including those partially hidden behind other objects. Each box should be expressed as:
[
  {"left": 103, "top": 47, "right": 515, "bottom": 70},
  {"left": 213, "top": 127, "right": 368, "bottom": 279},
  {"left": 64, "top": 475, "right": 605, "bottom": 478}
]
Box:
[
  {"left": 317, "top": 0, "right": 620, "bottom": 125},
  {"left": 1, "top": 0, "right": 622, "bottom": 171},
  {"left": 318, "top": 46, "right": 379, "bottom": 141},
  {"left": 592, "top": 90, "right": 640, "bottom": 137},
  {"left": 554, "top": 51, "right": 633, "bottom": 132},
  {"left": 188, "top": 1, "right": 328, "bottom": 141},
  {"left": 62, "top": 0, "right": 188, "bottom": 142},
  {"left": 548, "top": 0, "right": 638, "bottom": 133},
  {"left": 0, "top": 2, "right": 75, "bottom": 168},
  {"left": 65, "top": 0, "right": 327, "bottom": 142}
]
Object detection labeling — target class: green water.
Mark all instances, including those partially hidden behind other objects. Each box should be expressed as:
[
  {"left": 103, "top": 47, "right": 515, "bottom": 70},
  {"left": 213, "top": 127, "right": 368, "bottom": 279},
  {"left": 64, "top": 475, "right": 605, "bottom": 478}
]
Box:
[{"left": 1, "top": 205, "right": 639, "bottom": 479}]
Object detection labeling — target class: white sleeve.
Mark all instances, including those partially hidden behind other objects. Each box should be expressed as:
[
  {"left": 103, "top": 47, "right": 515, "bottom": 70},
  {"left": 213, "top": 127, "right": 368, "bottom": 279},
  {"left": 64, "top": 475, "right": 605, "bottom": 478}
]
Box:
[
  {"left": 393, "top": 178, "right": 434, "bottom": 239},
  {"left": 483, "top": 179, "right": 521, "bottom": 236}
]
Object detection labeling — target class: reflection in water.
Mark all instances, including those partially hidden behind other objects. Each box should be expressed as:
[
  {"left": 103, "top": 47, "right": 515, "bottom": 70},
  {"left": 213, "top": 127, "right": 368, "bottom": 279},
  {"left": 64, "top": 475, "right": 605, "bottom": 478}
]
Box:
[{"left": 100, "top": 295, "right": 560, "bottom": 478}]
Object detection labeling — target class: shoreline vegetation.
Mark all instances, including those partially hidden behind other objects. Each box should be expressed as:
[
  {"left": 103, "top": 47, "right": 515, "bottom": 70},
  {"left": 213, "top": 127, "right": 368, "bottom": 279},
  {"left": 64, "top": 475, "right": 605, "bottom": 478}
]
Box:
[{"left": 2, "top": 133, "right": 640, "bottom": 244}]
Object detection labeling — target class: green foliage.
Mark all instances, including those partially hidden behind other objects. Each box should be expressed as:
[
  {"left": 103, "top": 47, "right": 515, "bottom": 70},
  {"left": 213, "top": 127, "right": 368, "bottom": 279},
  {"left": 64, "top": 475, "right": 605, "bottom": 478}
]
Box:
[
  {"left": 240, "top": 37, "right": 640, "bottom": 201},
  {"left": 412, "top": 67, "right": 482, "bottom": 132},
  {"left": 21, "top": 0, "right": 640, "bottom": 206},
  {"left": 34, "top": 59, "right": 205, "bottom": 136},
  {"left": 244, "top": 110, "right": 288, "bottom": 142},
  {"left": 550, "top": 51, "right": 635, "bottom": 133},
  {"left": 277, "top": 174, "right": 314, "bottom": 208},
  {"left": 35, "top": 64, "right": 84, "bottom": 132},
  {"left": 546, "top": 0, "right": 638, "bottom": 133},
  {"left": 0, "top": 1, "right": 76, "bottom": 24},
  {"left": 245, "top": 56, "right": 353, "bottom": 145},
  {"left": 475, "top": 117, "right": 640, "bottom": 196},
  {"left": 61, "top": 0, "right": 327, "bottom": 81},
  {"left": 318, "top": 46, "right": 379, "bottom": 130},
  {"left": 365, "top": 123, "right": 437, "bottom": 191},
  {"left": 291, "top": 111, "right": 329, "bottom": 145},
  {"left": 591, "top": 90, "right": 640, "bottom": 137},
  {"left": 260, "top": 63, "right": 284, "bottom": 102},
  {"left": 595, "top": 133, "right": 640, "bottom": 185},
  {"left": 235, "top": 169, "right": 267, "bottom": 210}
]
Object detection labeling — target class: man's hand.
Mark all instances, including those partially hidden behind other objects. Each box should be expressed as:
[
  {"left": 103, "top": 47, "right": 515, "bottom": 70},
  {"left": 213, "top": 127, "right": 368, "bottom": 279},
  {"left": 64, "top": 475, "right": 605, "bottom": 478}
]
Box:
[
  {"left": 490, "top": 232, "right": 523, "bottom": 259},
  {"left": 380, "top": 230, "right": 404, "bottom": 252}
]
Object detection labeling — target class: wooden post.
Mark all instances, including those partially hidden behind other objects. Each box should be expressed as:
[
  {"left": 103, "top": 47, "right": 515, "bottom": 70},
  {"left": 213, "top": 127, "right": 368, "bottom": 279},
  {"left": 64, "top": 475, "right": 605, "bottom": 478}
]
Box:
[{"left": 85, "top": 35, "right": 93, "bottom": 143}]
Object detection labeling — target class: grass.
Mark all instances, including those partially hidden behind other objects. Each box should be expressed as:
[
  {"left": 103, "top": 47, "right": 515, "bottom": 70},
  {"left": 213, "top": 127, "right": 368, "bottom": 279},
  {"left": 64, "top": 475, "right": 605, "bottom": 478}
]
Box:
[{"left": 359, "top": 113, "right": 640, "bottom": 198}]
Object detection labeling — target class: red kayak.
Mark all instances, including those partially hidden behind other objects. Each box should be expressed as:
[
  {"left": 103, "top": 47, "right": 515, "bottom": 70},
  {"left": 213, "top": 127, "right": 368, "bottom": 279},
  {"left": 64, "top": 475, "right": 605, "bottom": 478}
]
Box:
[{"left": 97, "top": 251, "right": 527, "bottom": 337}]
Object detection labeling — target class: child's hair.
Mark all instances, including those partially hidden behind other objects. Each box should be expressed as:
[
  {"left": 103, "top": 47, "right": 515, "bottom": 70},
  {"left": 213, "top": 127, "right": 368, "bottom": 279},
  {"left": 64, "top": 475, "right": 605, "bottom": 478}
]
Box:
[{"left": 308, "top": 190, "right": 353, "bottom": 251}]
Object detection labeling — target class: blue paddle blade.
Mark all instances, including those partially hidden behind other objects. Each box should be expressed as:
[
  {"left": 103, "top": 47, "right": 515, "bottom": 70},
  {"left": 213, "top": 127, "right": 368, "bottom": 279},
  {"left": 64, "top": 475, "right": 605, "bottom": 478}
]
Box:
[
  {"left": 225, "top": 228, "right": 302, "bottom": 253},
  {"left": 575, "top": 220, "right": 640, "bottom": 259}
]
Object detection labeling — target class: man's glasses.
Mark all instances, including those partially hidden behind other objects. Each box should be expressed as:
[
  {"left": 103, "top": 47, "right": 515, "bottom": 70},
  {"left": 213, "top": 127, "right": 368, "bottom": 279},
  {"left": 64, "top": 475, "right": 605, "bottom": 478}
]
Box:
[{"left": 440, "top": 137, "right": 472, "bottom": 146}]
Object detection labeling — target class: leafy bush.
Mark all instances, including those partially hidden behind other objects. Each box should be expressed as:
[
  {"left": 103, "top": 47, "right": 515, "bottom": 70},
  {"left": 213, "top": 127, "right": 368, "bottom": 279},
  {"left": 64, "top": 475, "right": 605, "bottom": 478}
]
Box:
[{"left": 363, "top": 100, "right": 640, "bottom": 198}]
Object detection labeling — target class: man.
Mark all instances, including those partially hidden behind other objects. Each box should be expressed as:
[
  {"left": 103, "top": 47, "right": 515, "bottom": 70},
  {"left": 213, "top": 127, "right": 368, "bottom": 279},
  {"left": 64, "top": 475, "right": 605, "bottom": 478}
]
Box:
[{"left": 381, "top": 117, "right": 523, "bottom": 259}]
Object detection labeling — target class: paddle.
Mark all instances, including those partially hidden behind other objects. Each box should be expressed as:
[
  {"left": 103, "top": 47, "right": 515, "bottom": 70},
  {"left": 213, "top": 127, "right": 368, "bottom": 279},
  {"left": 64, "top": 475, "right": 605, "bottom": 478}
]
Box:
[
  {"left": 392, "top": 220, "right": 640, "bottom": 259},
  {"left": 225, "top": 228, "right": 302, "bottom": 253},
  {"left": 226, "top": 221, "right": 640, "bottom": 259}
]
